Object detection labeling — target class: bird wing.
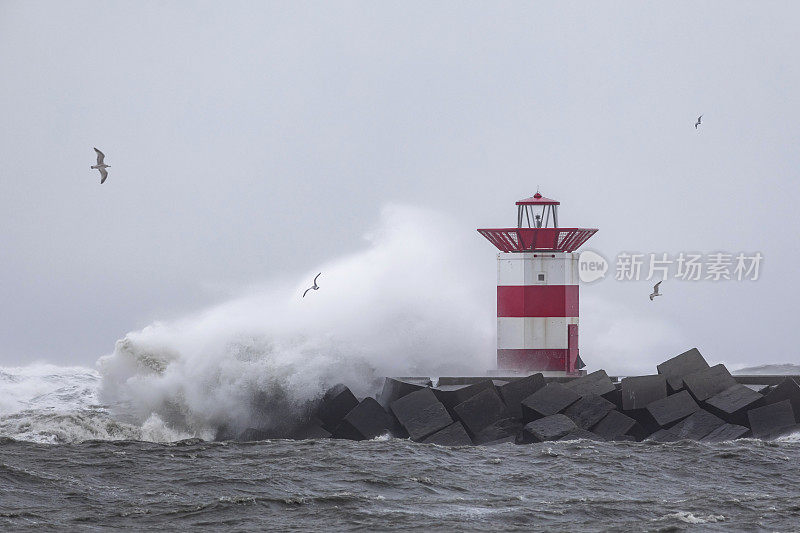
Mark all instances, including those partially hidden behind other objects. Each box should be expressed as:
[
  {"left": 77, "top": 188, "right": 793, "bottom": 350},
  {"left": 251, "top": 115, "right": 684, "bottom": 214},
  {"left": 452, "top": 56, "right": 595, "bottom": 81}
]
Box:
[
  {"left": 94, "top": 147, "right": 105, "bottom": 165},
  {"left": 313, "top": 272, "right": 321, "bottom": 285},
  {"left": 302, "top": 288, "right": 311, "bottom": 298},
  {"left": 99, "top": 168, "right": 108, "bottom": 184},
  {"left": 649, "top": 293, "right": 655, "bottom": 301},
  {"left": 653, "top": 281, "right": 662, "bottom": 291}
]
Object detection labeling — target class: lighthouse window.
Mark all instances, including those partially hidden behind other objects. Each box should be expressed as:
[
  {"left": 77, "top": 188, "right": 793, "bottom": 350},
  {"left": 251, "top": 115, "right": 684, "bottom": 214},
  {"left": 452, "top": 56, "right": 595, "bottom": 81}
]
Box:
[{"left": 537, "top": 273, "right": 546, "bottom": 282}]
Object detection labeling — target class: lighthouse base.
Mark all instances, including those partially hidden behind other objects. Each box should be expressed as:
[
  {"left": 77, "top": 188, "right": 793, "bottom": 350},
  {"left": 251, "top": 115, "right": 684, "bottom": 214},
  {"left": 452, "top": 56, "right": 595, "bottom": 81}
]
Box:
[{"left": 497, "top": 349, "right": 575, "bottom": 373}]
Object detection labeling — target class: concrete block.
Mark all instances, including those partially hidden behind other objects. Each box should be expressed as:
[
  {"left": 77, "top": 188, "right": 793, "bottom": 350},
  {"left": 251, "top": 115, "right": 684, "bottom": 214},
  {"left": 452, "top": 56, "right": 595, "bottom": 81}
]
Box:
[
  {"left": 667, "top": 409, "right": 726, "bottom": 440},
  {"left": 764, "top": 423, "right": 800, "bottom": 438},
  {"left": 559, "top": 428, "right": 605, "bottom": 441},
  {"left": 334, "top": 398, "right": 395, "bottom": 441},
  {"left": 657, "top": 348, "right": 710, "bottom": 392},
  {"left": 646, "top": 428, "right": 679, "bottom": 443},
  {"left": 761, "top": 378, "right": 800, "bottom": 421},
  {"left": 390, "top": 387, "right": 453, "bottom": 441},
  {"left": 422, "top": 421, "right": 473, "bottom": 446},
  {"left": 611, "top": 434, "right": 638, "bottom": 442},
  {"left": 433, "top": 380, "right": 496, "bottom": 414},
  {"left": 621, "top": 375, "right": 667, "bottom": 411},
  {"left": 496, "top": 374, "right": 546, "bottom": 418},
  {"left": 646, "top": 390, "right": 700, "bottom": 428},
  {"left": 704, "top": 384, "right": 764, "bottom": 426},
  {"left": 602, "top": 384, "right": 624, "bottom": 410},
  {"left": 683, "top": 364, "right": 737, "bottom": 402},
  {"left": 521, "top": 414, "right": 577, "bottom": 443},
  {"left": 483, "top": 436, "right": 518, "bottom": 446},
  {"left": 563, "top": 394, "right": 616, "bottom": 430},
  {"left": 744, "top": 384, "right": 772, "bottom": 394},
  {"left": 291, "top": 418, "right": 332, "bottom": 439},
  {"left": 700, "top": 423, "right": 751, "bottom": 442},
  {"left": 565, "top": 369, "right": 617, "bottom": 398},
  {"left": 591, "top": 410, "right": 645, "bottom": 441},
  {"left": 316, "top": 384, "right": 359, "bottom": 432},
  {"left": 520, "top": 382, "right": 581, "bottom": 422},
  {"left": 453, "top": 388, "right": 508, "bottom": 437},
  {"left": 748, "top": 399, "right": 796, "bottom": 439},
  {"left": 377, "top": 378, "right": 428, "bottom": 409},
  {"left": 473, "top": 417, "right": 523, "bottom": 444}
]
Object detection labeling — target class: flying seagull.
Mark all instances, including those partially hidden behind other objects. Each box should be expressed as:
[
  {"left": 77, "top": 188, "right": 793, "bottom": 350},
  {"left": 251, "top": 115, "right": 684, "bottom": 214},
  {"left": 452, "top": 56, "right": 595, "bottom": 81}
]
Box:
[
  {"left": 649, "top": 281, "right": 663, "bottom": 301},
  {"left": 91, "top": 147, "right": 110, "bottom": 184},
  {"left": 694, "top": 115, "right": 702, "bottom": 129},
  {"left": 302, "top": 273, "right": 321, "bottom": 298}
]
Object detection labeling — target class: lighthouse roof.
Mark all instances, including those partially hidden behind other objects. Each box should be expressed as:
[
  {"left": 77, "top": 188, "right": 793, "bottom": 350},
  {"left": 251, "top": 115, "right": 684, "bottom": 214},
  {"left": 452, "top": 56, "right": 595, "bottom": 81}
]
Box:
[{"left": 516, "top": 192, "right": 560, "bottom": 206}]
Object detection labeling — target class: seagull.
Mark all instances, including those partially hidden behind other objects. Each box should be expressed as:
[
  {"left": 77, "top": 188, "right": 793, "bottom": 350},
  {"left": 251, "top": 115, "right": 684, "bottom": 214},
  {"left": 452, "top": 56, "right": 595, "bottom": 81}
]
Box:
[
  {"left": 302, "top": 273, "right": 321, "bottom": 298},
  {"left": 694, "top": 115, "right": 702, "bottom": 129},
  {"left": 649, "top": 281, "right": 663, "bottom": 301},
  {"left": 91, "top": 148, "right": 110, "bottom": 184}
]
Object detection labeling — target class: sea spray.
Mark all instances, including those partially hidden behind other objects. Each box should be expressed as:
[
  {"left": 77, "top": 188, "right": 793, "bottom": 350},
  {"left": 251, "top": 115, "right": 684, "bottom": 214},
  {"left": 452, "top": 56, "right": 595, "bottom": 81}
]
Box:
[{"left": 97, "top": 205, "right": 496, "bottom": 438}]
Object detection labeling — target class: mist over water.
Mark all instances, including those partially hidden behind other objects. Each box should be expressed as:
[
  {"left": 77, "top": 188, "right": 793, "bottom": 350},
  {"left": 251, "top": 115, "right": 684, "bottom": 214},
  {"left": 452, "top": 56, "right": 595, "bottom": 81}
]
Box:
[{"left": 94, "top": 205, "right": 495, "bottom": 439}]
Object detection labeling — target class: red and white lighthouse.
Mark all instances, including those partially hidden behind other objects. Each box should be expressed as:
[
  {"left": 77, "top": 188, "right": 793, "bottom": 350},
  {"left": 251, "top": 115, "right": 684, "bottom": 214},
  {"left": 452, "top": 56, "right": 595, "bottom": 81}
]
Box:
[{"left": 478, "top": 193, "right": 597, "bottom": 375}]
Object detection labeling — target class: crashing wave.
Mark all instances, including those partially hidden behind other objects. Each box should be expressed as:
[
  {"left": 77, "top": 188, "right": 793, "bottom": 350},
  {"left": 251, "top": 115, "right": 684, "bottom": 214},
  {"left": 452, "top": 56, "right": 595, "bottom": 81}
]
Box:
[{"left": 2, "top": 206, "right": 494, "bottom": 443}]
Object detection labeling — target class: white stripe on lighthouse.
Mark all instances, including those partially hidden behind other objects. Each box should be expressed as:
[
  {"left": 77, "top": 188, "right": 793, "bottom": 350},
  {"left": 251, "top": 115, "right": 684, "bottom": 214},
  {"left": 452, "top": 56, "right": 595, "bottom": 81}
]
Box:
[
  {"left": 497, "top": 252, "right": 579, "bottom": 286},
  {"left": 497, "top": 317, "right": 579, "bottom": 350}
]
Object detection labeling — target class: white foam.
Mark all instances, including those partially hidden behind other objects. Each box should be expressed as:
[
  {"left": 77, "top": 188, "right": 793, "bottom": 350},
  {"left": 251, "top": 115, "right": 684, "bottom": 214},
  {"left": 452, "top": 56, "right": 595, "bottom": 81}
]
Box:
[
  {"left": 775, "top": 429, "right": 800, "bottom": 443},
  {"left": 96, "top": 205, "right": 495, "bottom": 438},
  {"left": 0, "top": 364, "right": 100, "bottom": 416},
  {"left": 659, "top": 511, "right": 725, "bottom": 524}
]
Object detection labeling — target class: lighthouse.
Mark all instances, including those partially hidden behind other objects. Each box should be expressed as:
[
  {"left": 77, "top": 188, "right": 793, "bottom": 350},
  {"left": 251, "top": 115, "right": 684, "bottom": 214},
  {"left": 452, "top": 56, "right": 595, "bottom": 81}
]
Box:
[{"left": 478, "top": 193, "right": 598, "bottom": 375}]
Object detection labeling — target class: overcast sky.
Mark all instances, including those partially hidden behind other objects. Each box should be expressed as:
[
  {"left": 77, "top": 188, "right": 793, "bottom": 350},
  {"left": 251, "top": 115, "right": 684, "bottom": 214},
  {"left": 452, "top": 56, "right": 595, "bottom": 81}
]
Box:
[{"left": 1, "top": 1, "right": 799, "bottom": 372}]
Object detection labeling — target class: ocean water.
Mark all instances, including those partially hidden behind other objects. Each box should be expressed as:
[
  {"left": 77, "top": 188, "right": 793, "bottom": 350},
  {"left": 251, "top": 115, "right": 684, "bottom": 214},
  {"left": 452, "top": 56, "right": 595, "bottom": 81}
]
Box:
[
  {"left": 2, "top": 365, "right": 800, "bottom": 531},
  {"left": 3, "top": 436, "right": 800, "bottom": 531}
]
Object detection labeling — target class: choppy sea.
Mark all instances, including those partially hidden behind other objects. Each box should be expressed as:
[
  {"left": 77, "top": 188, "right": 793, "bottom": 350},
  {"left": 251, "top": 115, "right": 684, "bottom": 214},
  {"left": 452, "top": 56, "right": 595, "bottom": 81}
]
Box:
[{"left": 2, "top": 365, "right": 800, "bottom": 531}]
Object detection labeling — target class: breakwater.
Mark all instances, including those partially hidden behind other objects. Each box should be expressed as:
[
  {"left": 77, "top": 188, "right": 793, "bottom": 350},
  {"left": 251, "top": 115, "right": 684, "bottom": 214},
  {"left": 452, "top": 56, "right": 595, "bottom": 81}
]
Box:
[{"left": 233, "top": 348, "right": 800, "bottom": 444}]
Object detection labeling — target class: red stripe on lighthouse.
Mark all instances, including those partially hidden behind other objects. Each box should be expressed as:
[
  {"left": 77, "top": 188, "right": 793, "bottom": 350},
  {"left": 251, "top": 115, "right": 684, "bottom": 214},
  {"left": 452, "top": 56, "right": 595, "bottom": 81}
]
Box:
[
  {"left": 497, "top": 285, "right": 579, "bottom": 317},
  {"left": 497, "top": 349, "right": 570, "bottom": 371}
]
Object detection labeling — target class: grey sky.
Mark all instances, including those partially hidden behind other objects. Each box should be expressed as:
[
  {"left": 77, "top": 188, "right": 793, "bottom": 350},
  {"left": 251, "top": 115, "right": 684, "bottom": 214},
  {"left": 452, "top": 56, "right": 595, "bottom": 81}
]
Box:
[{"left": 1, "top": 1, "right": 798, "bottom": 371}]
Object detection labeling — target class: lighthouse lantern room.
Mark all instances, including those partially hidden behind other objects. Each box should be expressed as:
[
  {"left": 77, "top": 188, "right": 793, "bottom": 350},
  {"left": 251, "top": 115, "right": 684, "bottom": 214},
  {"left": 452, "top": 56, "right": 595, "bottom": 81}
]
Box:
[{"left": 478, "top": 193, "right": 598, "bottom": 375}]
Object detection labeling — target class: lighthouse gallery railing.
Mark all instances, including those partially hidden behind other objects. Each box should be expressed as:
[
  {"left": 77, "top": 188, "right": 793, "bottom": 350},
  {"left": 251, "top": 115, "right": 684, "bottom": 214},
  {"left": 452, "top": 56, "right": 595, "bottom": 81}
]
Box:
[{"left": 477, "top": 228, "right": 598, "bottom": 253}]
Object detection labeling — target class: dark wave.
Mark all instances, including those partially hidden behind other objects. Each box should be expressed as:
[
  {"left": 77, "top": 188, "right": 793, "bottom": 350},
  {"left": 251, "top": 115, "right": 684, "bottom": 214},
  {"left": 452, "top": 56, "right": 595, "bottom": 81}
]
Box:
[{"left": 2, "top": 438, "right": 800, "bottom": 531}]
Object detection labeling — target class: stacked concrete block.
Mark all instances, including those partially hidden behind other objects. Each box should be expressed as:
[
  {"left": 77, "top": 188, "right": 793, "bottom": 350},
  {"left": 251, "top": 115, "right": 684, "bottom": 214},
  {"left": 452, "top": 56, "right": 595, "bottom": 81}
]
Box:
[
  {"left": 563, "top": 394, "right": 616, "bottom": 430},
  {"left": 656, "top": 348, "right": 709, "bottom": 392},
  {"left": 704, "top": 384, "right": 763, "bottom": 426},
  {"left": 747, "top": 399, "right": 796, "bottom": 439},
  {"left": 521, "top": 382, "right": 581, "bottom": 422},
  {"left": 390, "top": 388, "right": 453, "bottom": 441},
  {"left": 333, "top": 398, "right": 396, "bottom": 441},
  {"left": 592, "top": 410, "right": 646, "bottom": 441},
  {"left": 761, "top": 378, "right": 800, "bottom": 420},
  {"left": 496, "top": 374, "right": 546, "bottom": 418},
  {"left": 683, "top": 364, "right": 738, "bottom": 402},
  {"left": 377, "top": 378, "right": 429, "bottom": 409},
  {"left": 316, "top": 384, "right": 359, "bottom": 432},
  {"left": 453, "top": 387, "right": 508, "bottom": 437},
  {"left": 422, "top": 421, "right": 473, "bottom": 446},
  {"left": 645, "top": 390, "right": 700, "bottom": 428},
  {"left": 521, "top": 414, "right": 578, "bottom": 443},
  {"left": 433, "top": 380, "right": 496, "bottom": 415},
  {"left": 289, "top": 347, "right": 797, "bottom": 446}
]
